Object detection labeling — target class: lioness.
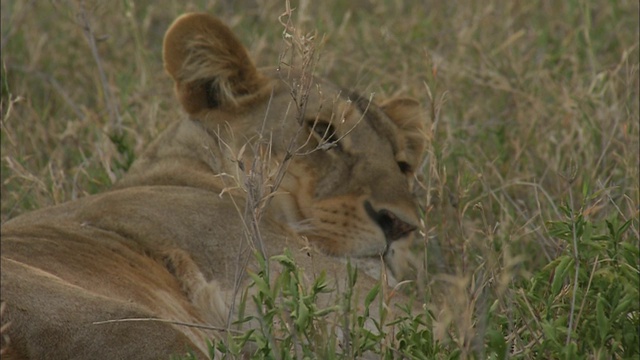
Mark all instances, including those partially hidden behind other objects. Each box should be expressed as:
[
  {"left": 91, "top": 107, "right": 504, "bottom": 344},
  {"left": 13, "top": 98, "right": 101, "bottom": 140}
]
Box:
[{"left": 1, "top": 13, "right": 426, "bottom": 359}]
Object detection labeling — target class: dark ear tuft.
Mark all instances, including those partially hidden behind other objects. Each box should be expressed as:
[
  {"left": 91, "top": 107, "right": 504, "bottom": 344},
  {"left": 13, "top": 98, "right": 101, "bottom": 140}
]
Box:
[{"left": 204, "top": 80, "right": 221, "bottom": 108}]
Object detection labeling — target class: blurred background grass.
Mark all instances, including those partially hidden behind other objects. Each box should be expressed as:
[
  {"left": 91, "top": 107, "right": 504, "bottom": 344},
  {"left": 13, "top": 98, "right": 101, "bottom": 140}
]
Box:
[{"left": 1, "top": 0, "right": 638, "bottom": 358}]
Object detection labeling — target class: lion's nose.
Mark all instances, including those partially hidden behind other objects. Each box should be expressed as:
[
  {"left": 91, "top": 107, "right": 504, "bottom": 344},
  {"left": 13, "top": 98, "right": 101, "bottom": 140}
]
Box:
[{"left": 364, "top": 201, "right": 417, "bottom": 242}]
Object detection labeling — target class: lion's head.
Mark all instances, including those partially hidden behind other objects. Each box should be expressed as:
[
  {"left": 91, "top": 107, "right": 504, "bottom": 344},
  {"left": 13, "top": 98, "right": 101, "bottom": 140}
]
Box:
[{"left": 120, "top": 13, "right": 427, "bottom": 281}]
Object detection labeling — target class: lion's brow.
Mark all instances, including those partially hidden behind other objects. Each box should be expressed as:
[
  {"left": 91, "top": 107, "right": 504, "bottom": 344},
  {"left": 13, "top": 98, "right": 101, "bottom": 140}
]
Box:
[{"left": 347, "top": 91, "right": 400, "bottom": 152}]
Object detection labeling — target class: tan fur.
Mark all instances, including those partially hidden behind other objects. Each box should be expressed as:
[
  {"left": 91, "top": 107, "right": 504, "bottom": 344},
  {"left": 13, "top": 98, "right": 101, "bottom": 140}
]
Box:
[{"left": 0, "top": 13, "right": 426, "bottom": 359}]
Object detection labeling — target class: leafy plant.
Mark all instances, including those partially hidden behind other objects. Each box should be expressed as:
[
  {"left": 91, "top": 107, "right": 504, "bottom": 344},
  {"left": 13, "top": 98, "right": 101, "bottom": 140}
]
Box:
[{"left": 509, "top": 201, "right": 639, "bottom": 359}]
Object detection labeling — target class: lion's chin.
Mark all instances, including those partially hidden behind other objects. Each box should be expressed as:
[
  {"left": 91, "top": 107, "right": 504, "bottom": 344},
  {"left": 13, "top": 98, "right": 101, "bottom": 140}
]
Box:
[{"left": 383, "top": 238, "right": 422, "bottom": 283}]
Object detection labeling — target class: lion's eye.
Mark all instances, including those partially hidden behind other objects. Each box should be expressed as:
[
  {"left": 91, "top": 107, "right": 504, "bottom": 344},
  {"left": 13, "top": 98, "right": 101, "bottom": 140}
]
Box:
[
  {"left": 397, "top": 161, "right": 412, "bottom": 174},
  {"left": 308, "top": 120, "right": 339, "bottom": 149}
]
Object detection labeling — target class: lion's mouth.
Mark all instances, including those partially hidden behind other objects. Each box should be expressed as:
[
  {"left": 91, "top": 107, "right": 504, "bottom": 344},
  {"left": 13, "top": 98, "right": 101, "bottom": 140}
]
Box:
[{"left": 363, "top": 201, "right": 416, "bottom": 242}]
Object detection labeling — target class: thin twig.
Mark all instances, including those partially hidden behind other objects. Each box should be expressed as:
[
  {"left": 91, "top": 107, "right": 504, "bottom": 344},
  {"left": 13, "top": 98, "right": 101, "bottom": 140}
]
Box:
[
  {"left": 76, "top": 0, "right": 122, "bottom": 135},
  {"left": 93, "top": 318, "right": 244, "bottom": 334},
  {"left": 565, "top": 181, "right": 580, "bottom": 346}
]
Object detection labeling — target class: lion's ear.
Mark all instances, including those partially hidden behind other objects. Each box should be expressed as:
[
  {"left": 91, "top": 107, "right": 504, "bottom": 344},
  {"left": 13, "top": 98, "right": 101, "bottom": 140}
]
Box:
[
  {"left": 380, "top": 98, "right": 427, "bottom": 171},
  {"left": 163, "top": 13, "right": 266, "bottom": 114}
]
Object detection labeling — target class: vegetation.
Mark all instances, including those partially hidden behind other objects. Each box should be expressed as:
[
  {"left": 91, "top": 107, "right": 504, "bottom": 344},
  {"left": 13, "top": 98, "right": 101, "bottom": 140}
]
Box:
[{"left": 2, "top": 0, "right": 638, "bottom": 358}]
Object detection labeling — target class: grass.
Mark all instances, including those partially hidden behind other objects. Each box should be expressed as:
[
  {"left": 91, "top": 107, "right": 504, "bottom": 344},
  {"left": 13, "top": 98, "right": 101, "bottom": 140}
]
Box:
[{"left": 1, "top": 0, "right": 638, "bottom": 358}]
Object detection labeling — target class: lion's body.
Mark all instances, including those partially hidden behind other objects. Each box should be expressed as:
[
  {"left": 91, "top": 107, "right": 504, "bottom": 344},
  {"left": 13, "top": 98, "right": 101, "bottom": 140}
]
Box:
[
  {"left": 2, "top": 187, "right": 302, "bottom": 357},
  {"left": 1, "top": 13, "right": 425, "bottom": 359}
]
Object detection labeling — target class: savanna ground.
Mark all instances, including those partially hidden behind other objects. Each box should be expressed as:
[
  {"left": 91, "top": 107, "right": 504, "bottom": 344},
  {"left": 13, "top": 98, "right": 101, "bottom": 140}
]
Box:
[{"left": 1, "top": 0, "right": 638, "bottom": 359}]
